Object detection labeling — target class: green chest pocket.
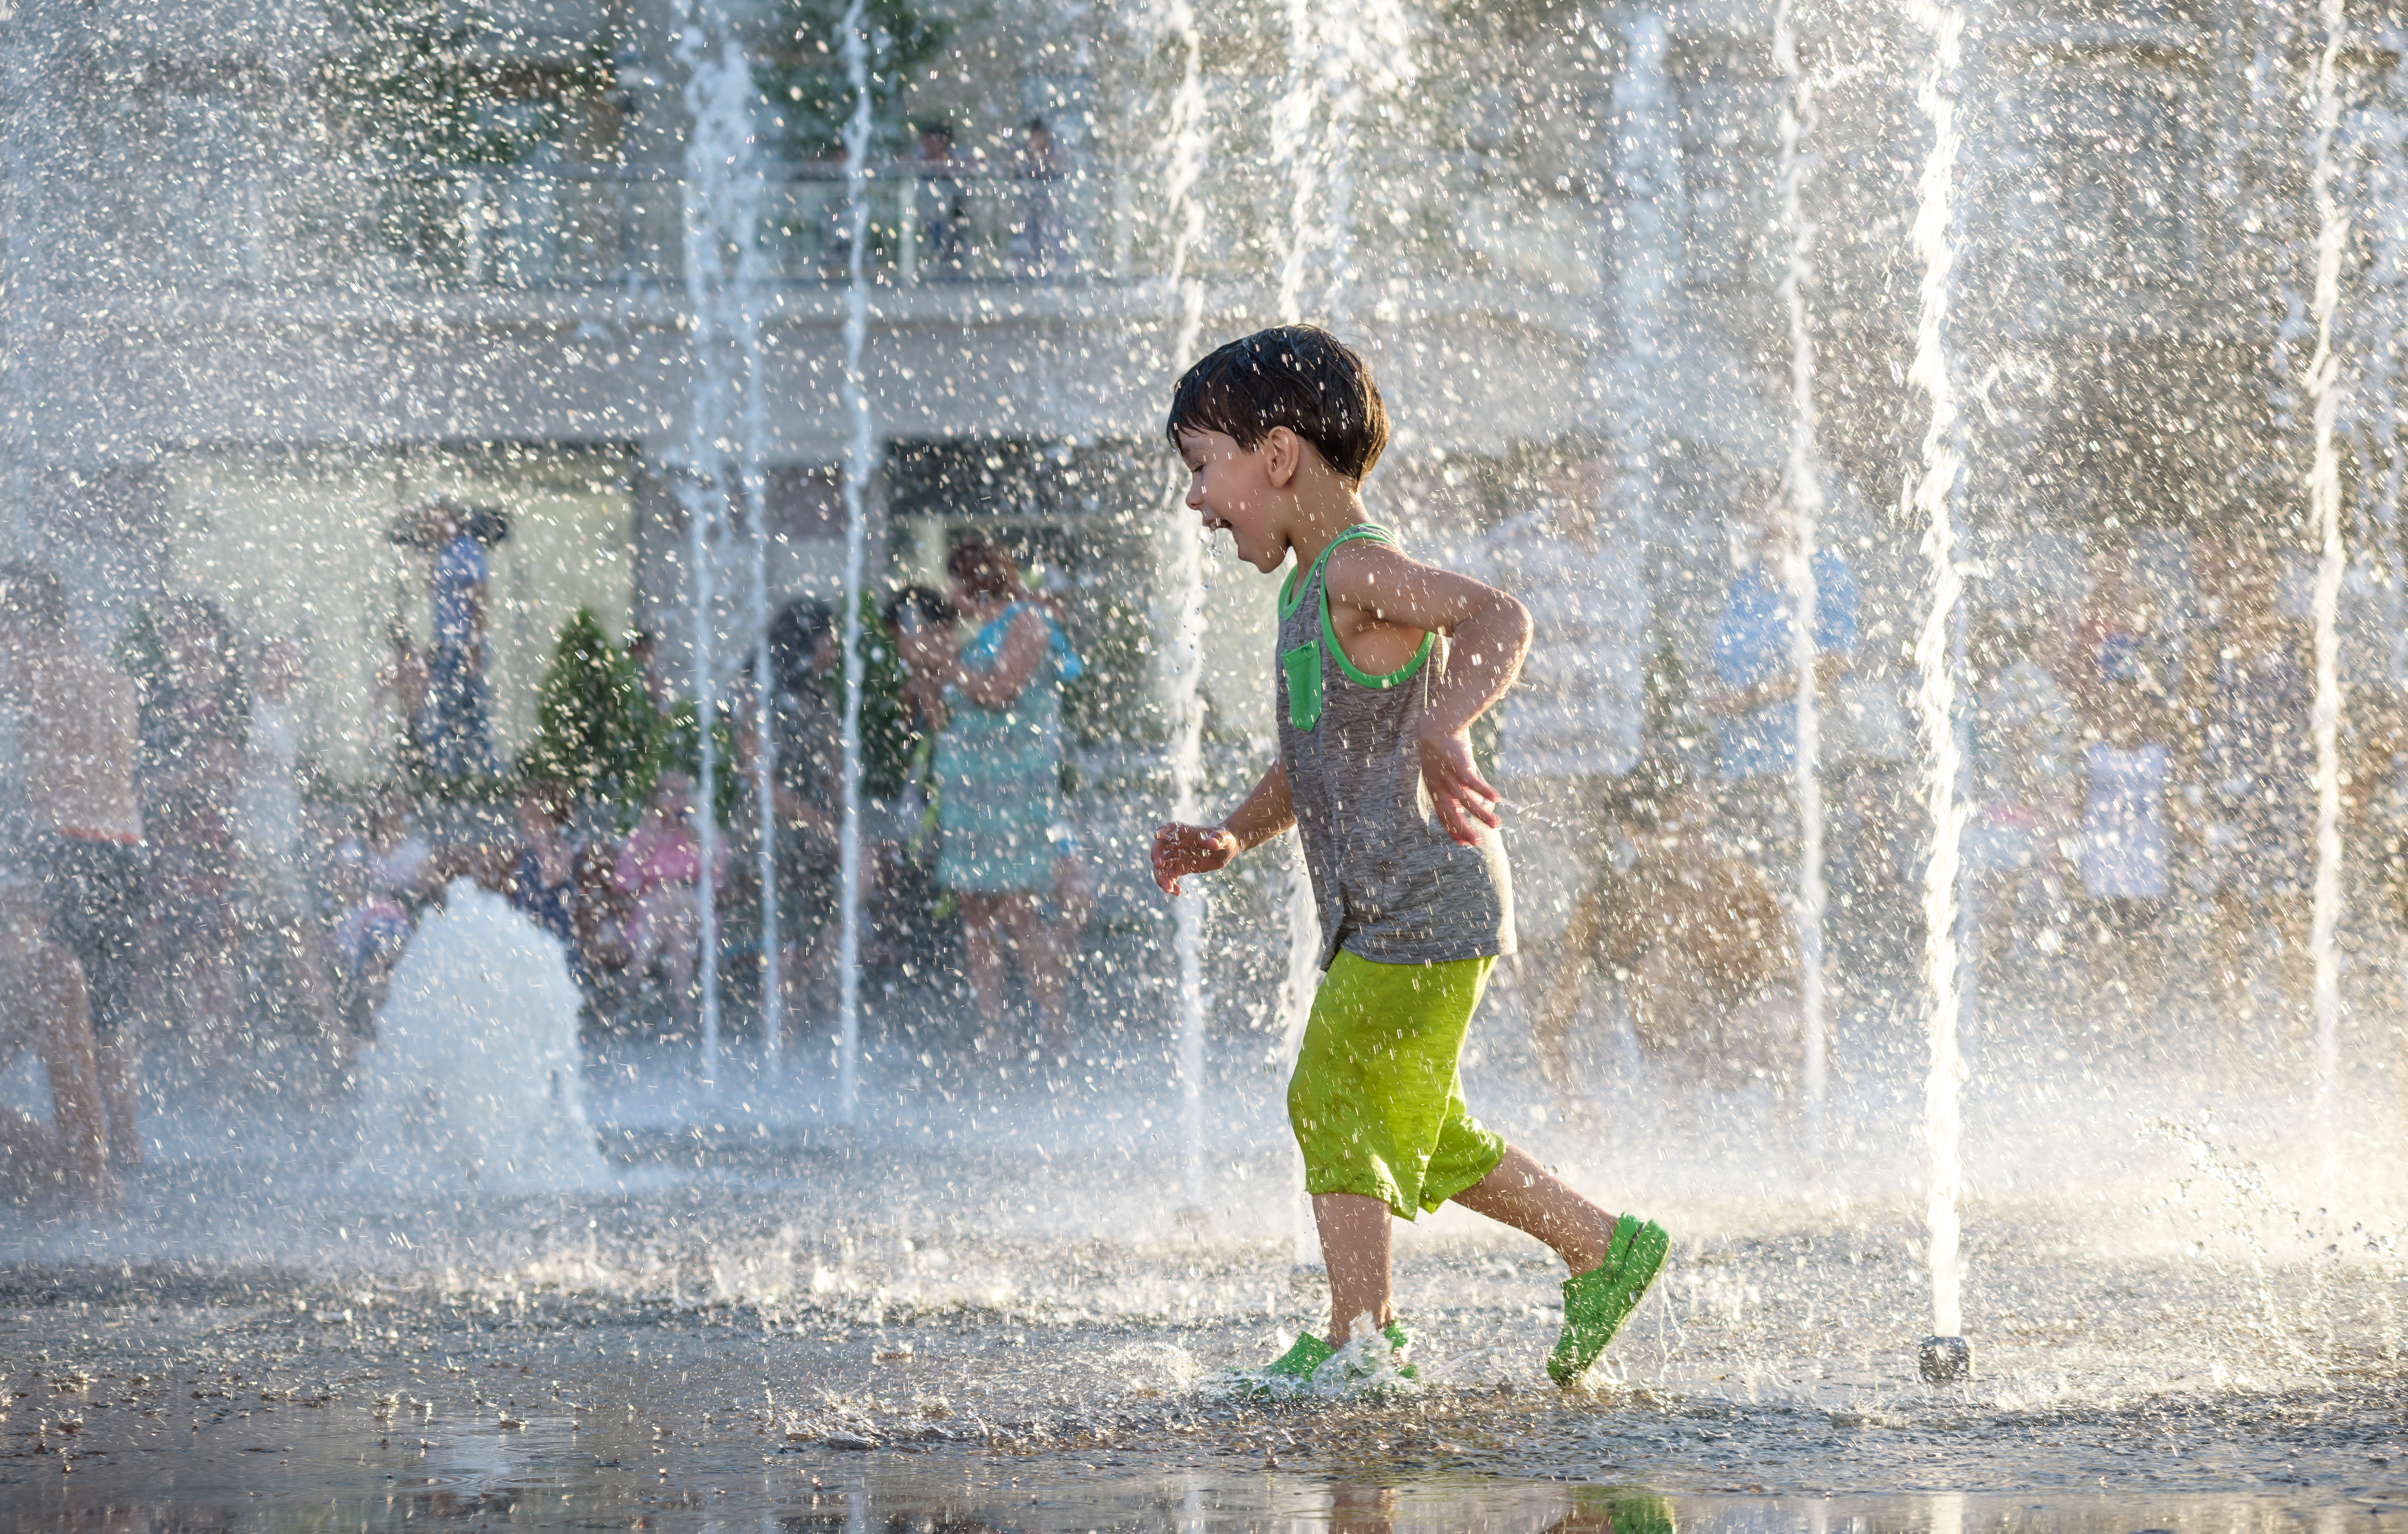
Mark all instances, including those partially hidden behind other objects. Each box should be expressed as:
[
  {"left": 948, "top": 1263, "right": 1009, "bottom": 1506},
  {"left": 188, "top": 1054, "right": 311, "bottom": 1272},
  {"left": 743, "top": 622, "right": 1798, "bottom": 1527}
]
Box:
[{"left": 1283, "top": 639, "right": 1324, "bottom": 731}]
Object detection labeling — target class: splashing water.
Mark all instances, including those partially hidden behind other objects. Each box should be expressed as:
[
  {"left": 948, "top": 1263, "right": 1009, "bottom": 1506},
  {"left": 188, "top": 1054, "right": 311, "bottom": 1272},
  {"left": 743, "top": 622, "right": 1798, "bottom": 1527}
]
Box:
[
  {"left": 1772, "top": 0, "right": 1828, "bottom": 1160},
  {"left": 354, "top": 882, "right": 608, "bottom": 1191},
  {"left": 673, "top": 27, "right": 762, "bottom": 1094},
  {"left": 2304, "top": 0, "right": 2349, "bottom": 1154},
  {"left": 1907, "top": 0, "right": 1969, "bottom": 1342},
  {"left": 1609, "top": 16, "right": 1681, "bottom": 546},
  {"left": 1153, "top": 0, "right": 1211, "bottom": 1208},
  {"left": 1270, "top": 0, "right": 1320, "bottom": 325},
  {"left": 834, "top": 0, "right": 878, "bottom": 1125}
]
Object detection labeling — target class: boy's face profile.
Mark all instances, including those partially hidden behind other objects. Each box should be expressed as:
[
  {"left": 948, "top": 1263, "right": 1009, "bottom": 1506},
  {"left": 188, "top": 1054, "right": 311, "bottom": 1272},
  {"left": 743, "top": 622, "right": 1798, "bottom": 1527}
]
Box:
[{"left": 1176, "top": 424, "right": 1297, "bottom": 573}]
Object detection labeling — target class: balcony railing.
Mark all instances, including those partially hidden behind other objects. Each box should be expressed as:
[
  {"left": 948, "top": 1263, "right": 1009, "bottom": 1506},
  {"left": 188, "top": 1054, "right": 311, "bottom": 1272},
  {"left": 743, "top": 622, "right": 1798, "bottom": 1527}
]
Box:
[{"left": 73, "top": 155, "right": 1620, "bottom": 297}]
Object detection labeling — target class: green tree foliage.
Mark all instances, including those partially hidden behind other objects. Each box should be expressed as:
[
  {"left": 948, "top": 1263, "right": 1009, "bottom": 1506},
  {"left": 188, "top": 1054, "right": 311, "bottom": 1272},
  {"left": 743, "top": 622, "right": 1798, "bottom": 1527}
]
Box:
[
  {"left": 752, "top": 0, "right": 949, "bottom": 162},
  {"left": 524, "top": 608, "right": 664, "bottom": 816}
]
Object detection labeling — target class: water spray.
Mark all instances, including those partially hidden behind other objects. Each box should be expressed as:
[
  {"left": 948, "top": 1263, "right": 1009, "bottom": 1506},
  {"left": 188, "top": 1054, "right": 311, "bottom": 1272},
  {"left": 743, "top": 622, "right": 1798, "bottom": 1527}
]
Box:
[
  {"left": 1155, "top": 0, "right": 1212, "bottom": 1216},
  {"left": 674, "top": 26, "right": 755, "bottom": 1097},
  {"left": 834, "top": 0, "right": 877, "bottom": 1127},
  {"left": 1772, "top": 0, "right": 1829, "bottom": 1162},
  {"left": 2305, "top": 0, "right": 2349, "bottom": 1165},
  {"left": 1907, "top": 0, "right": 1971, "bottom": 1385}
]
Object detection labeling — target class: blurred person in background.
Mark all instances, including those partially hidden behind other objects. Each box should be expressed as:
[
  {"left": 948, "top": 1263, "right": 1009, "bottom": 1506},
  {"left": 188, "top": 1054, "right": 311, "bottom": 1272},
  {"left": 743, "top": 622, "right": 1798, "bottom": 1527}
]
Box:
[
  {"left": 326, "top": 784, "right": 444, "bottom": 1033},
  {"left": 908, "top": 121, "right": 969, "bottom": 276},
  {"left": 233, "top": 635, "right": 341, "bottom": 1072},
  {"left": 1478, "top": 436, "right": 1647, "bottom": 967},
  {"left": 134, "top": 594, "right": 248, "bottom": 1090},
  {"left": 427, "top": 503, "right": 508, "bottom": 780},
  {"left": 374, "top": 621, "right": 434, "bottom": 782},
  {"left": 881, "top": 584, "right": 959, "bottom": 974},
  {"left": 1532, "top": 756, "right": 1800, "bottom": 1123},
  {"left": 626, "top": 627, "right": 677, "bottom": 715},
  {"left": 613, "top": 771, "right": 720, "bottom": 1038},
  {"left": 2077, "top": 656, "right": 2177, "bottom": 1043},
  {"left": 0, "top": 560, "right": 138, "bottom": 1204},
  {"left": 765, "top": 598, "right": 844, "bottom": 1046},
  {"left": 1700, "top": 480, "right": 1858, "bottom": 885},
  {"left": 2183, "top": 530, "right": 2313, "bottom": 1050},
  {"left": 498, "top": 777, "right": 584, "bottom": 978},
  {"left": 1011, "top": 117, "right": 1064, "bottom": 279},
  {"left": 1964, "top": 611, "right": 2077, "bottom": 994},
  {"left": 930, "top": 533, "right": 1083, "bottom": 1060}
]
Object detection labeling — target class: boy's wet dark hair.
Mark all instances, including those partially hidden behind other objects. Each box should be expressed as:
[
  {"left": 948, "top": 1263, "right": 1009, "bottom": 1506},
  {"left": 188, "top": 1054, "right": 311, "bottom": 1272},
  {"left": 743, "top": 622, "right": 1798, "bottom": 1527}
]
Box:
[{"left": 1165, "top": 325, "right": 1389, "bottom": 484}]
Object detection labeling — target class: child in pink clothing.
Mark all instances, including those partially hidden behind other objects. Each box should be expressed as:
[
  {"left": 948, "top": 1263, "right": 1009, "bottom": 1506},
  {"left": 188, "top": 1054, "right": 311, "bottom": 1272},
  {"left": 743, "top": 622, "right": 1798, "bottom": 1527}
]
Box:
[{"left": 613, "top": 774, "right": 719, "bottom": 1034}]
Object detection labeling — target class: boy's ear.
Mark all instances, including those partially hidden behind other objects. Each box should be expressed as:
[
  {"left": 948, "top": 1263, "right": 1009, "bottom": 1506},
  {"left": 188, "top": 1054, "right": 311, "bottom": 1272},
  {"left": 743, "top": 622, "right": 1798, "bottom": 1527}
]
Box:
[{"left": 1262, "top": 426, "right": 1302, "bottom": 488}]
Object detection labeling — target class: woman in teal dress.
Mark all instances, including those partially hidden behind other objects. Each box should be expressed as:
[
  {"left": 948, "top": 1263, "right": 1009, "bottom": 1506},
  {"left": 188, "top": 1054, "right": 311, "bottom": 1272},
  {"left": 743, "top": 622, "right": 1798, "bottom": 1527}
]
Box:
[{"left": 930, "top": 533, "right": 1082, "bottom": 1058}]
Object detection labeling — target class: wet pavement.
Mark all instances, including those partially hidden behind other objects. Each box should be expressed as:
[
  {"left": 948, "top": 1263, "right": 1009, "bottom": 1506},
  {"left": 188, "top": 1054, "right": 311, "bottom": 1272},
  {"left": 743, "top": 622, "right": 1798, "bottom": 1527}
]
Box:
[{"left": 0, "top": 1013, "right": 2402, "bottom": 1531}]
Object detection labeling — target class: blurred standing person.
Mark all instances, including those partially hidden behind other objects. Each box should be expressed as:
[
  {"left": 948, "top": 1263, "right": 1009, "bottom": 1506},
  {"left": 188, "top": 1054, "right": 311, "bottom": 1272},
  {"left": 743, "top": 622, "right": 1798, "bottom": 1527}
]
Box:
[
  {"left": 907, "top": 121, "right": 969, "bottom": 275},
  {"left": 613, "top": 771, "right": 718, "bottom": 1038},
  {"left": 1479, "top": 437, "right": 1648, "bottom": 961},
  {"left": 765, "top": 599, "right": 843, "bottom": 1044},
  {"left": 882, "top": 584, "right": 958, "bottom": 970},
  {"left": 233, "top": 635, "right": 341, "bottom": 1069},
  {"left": 501, "top": 778, "right": 584, "bottom": 978},
  {"left": 1011, "top": 118, "right": 1064, "bottom": 279},
  {"left": 374, "top": 621, "right": 433, "bottom": 781},
  {"left": 2184, "top": 532, "right": 2314, "bottom": 1048},
  {"left": 1535, "top": 767, "right": 1801, "bottom": 1116},
  {"left": 428, "top": 503, "right": 507, "bottom": 780},
  {"left": 1964, "top": 612, "right": 2077, "bottom": 994},
  {"left": 135, "top": 594, "right": 247, "bottom": 1091},
  {"left": 627, "top": 627, "right": 677, "bottom": 715},
  {"left": 2077, "top": 659, "right": 2176, "bottom": 1042},
  {"left": 930, "top": 534, "right": 1081, "bottom": 1059},
  {"left": 1699, "top": 485, "right": 1858, "bottom": 882},
  {"left": 0, "top": 561, "right": 140, "bottom": 1198}
]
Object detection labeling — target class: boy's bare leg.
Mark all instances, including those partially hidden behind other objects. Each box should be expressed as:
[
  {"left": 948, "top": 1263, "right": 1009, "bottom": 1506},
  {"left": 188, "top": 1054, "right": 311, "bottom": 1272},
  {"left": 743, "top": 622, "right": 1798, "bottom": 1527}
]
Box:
[
  {"left": 1313, "top": 1191, "right": 1394, "bottom": 1345},
  {"left": 1451, "top": 1146, "right": 1620, "bottom": 1278}
]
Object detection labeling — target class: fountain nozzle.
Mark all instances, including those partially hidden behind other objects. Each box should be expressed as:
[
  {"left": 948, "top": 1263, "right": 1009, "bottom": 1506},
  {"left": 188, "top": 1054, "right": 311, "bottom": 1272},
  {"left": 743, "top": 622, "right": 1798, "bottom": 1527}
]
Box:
[{"left": 1918, "top": 1336, "right": 1972, "bottom": 1384}]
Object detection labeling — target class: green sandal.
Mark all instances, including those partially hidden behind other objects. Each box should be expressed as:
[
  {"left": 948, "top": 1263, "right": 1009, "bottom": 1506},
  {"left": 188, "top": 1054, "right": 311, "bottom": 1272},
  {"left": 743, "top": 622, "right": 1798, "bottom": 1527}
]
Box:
[
  {"left": 1234, "top": 1319, "right": 1416, "bottom": 1397},
  {"left": 1547, "top": 1214, "right": 1669, "bottom": 1386}
]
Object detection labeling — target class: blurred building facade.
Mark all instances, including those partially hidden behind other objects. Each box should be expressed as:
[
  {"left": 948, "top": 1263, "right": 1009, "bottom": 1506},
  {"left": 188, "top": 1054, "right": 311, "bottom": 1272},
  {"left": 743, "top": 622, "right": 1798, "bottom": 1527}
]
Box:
[{"left": 0, "top": 0, "right": 2400, "bottom": 789}]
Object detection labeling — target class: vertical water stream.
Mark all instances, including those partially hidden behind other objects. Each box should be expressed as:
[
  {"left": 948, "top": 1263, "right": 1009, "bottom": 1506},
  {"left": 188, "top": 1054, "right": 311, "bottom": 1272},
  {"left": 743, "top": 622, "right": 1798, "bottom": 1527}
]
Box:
[
  {"left": 834, "top": 0, "right": 878, "bottom": 1124},
  {"left": 2305, "top": 0, "right": 2349, "bottom": 1147},
  {"left": 1906, "top": 0, "right": 1969, "bottom": 1343},
  {"left": 1155, "top": 0, "right": 1212, "bottom": 1207},
  {"left": 1772, "top": 0, "right": 1828, "bottom": 1159}
]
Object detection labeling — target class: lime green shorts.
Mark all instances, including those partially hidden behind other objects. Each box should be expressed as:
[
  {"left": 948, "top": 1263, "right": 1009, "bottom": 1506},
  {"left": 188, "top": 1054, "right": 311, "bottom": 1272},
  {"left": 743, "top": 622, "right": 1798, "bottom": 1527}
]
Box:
[{"left": 1287, "top": 950, "right": 1508, "bottom": 1220}]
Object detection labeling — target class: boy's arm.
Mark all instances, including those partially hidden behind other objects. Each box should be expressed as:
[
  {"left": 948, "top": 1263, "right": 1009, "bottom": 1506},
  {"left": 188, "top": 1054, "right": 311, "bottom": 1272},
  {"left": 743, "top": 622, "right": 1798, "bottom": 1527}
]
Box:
[
  {"left": 1323, "top": 541, "right": 1532, "bottom": 845},
  {"left": 1152, "top": 761, "right": 1293, "bottom": 896}
]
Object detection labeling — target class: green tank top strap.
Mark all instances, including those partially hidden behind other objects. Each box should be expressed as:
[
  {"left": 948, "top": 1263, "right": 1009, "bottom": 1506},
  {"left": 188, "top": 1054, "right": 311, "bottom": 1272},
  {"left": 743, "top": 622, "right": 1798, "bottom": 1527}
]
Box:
[
  {"left": 1280, "top": 524, "right": 1416, "bottom": 731},
  {"left": 1278, "top": 523, "right": 1395, "bottom": 620}
]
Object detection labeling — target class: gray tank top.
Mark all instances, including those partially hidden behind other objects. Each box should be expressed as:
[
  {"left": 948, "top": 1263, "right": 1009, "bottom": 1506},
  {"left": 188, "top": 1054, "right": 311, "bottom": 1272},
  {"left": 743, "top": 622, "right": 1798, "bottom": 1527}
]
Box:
[{"left": 1276, "top": 524, "right": 1515, "bottom": 969}]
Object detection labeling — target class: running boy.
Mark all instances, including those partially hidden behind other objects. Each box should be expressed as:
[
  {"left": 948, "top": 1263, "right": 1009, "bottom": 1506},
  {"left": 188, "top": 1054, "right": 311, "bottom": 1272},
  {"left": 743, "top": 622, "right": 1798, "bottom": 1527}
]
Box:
[{"left": 1150, "top": 326, "right": 1667, "bottom": 1388}]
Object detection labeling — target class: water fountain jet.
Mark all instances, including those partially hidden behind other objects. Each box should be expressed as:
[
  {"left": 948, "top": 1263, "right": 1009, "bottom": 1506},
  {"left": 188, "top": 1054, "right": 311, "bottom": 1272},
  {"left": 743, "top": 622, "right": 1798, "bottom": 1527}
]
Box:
[
  {"left": 1153, "top": 0, "right": 1212, "bottom": 1216},
  {"left": 1772, "top": 0, "right": 1829, "bottom": 1162},
  {"left": 2305, "top": 0, "right": 2349, "bottom": 1162},
  {"left": 833, "top": 0, "right": 878, "bottom": 1126},
  {"left": 1906, "top": 0, "right": 1971, "bottom": 1382}
]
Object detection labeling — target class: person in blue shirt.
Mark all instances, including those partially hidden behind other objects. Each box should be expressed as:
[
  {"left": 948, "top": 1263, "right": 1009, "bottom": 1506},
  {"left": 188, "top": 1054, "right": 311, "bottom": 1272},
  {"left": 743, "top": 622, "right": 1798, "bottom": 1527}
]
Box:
[
  {"left": 426, "top": 503, "right": 508, "bottom": 780},
  {"left": 1700, "top": 498, "right": 1858, "bottom": 879}
]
